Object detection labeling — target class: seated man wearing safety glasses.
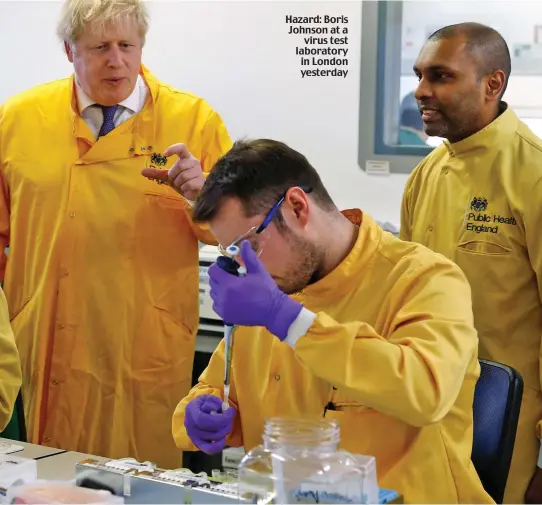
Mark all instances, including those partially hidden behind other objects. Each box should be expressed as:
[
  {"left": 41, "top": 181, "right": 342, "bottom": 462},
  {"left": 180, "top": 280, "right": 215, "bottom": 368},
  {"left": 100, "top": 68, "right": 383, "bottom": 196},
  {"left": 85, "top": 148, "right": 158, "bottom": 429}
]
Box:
[{"left": 172, "top": 139, "right": 492, "bottom": 504}]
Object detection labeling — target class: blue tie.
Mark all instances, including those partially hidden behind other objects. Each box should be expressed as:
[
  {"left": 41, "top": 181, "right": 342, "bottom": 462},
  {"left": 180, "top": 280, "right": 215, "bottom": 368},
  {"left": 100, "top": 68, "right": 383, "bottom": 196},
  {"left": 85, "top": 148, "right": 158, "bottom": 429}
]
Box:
[{"left": 98, "top": 105, "right": 118, "bottom": 137}]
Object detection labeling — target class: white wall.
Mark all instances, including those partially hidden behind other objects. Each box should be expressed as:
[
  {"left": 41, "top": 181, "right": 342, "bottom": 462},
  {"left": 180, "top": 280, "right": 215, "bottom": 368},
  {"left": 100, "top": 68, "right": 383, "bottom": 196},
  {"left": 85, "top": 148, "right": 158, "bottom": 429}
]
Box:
[{"left": 0, "top": 0, "right": 411, "bottom": 227}]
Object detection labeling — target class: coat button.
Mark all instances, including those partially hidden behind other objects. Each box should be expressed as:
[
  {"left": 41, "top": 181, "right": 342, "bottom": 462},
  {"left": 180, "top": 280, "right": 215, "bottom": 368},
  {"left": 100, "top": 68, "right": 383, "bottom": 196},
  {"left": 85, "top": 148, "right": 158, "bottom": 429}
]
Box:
[
  {"left": 274, "top": 374, "right": 280, "bottom": 381},
  {"left": 428, "top": 226, "right": 434, "bottom": 232},
  {"left": 52, "top": 379, "right": 59, "bottom": 386},
  {"left": 70, "top": 212, "right": 76, "bottom": 218},
  {"left": 43, "top": 437, "right": 51, "bottom": 443}
]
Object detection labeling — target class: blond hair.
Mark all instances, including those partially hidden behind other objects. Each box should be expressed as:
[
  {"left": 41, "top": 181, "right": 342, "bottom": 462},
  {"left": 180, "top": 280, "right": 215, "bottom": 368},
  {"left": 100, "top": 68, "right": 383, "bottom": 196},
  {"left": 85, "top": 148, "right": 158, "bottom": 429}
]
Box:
[{"left": 57, "top": 0, "right": 149, "bottom": 45}]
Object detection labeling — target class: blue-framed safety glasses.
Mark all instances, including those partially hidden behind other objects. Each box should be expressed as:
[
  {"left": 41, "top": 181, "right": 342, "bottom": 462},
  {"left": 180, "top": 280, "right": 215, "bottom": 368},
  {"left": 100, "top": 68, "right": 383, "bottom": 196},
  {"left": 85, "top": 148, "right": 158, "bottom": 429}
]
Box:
[{"left": 218, "top": 185, "right": 313, "bottom": 257}]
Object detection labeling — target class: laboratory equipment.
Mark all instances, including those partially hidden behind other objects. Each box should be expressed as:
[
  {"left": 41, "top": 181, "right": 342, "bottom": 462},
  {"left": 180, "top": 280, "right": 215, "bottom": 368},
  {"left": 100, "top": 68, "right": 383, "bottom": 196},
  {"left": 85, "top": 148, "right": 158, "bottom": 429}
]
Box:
[
  {"left": 222, "top": 447, "right": 245, "bottom": 471},
  {"left": 198, "top": 245, "right": 223, "bottom": 330},
  {"left": 74, "top": 458, "right": 245, "bottom": 504},
  {"left": 237, "top": 443, "right": 275, "bottom": 504},
  {"left": 72, "top": 455, "right": 400, "bottom": 504},
  {"left": 238, "top": 417, "right": 379, "bottom": 504},
  {"left": 216, "top": 245, "right": 245, "bottom": 411},
  {"left": 223, "top": 322, "right": 235, "bottom": 411}
]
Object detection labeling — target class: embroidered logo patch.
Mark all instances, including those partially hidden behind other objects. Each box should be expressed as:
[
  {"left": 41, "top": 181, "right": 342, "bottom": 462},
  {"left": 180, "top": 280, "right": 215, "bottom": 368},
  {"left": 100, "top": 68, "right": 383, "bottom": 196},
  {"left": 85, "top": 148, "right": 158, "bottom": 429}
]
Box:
[
  {"left": 470, "top": 197, "right": 488, "bottom": 212},
  {"left": 150, "top": 153, "right": 168, "bottom": 167},
  {"left": 147, "top": 153, "right": 169, "bottom": 185}
]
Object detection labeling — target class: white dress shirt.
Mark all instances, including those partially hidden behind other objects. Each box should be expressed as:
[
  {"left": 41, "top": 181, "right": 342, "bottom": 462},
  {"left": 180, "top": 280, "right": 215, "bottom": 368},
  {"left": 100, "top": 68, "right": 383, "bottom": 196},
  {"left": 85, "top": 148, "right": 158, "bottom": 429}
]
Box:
[{"left": 75, "top": 74, "right": 149, "bottom": 138}]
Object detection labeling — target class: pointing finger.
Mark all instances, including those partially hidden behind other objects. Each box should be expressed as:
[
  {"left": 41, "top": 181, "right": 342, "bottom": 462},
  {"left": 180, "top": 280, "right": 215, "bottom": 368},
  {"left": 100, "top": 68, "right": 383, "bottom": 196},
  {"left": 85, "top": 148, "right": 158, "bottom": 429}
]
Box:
[
  {"left": 141, "top": 167, "right": 168, "bottom": 183},
  {"left": 164, "top": 143, "right": 191, "bottom": 159}
]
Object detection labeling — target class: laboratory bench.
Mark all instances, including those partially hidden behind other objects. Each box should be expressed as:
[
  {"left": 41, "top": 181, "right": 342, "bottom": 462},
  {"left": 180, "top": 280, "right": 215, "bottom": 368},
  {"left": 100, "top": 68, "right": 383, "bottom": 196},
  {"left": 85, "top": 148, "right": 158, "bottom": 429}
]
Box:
[
  {"left": 0, "top": 438, "right": 107, "bottom": 480},
  {"left": 36, "top": 450, "right": 109, "bottom": 480},
  {"left": 0, "top": 438, "right": 402, "bottom": 504},
  {"left": 0, "top": 438, "right": 65, "bottom": 461}
]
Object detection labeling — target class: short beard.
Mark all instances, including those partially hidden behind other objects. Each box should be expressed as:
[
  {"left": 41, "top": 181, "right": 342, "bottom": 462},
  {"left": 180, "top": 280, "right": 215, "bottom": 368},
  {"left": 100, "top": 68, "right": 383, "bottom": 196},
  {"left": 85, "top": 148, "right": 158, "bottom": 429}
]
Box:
[{"left": 278, "top": 230, "right": 322, "bottom": 295}]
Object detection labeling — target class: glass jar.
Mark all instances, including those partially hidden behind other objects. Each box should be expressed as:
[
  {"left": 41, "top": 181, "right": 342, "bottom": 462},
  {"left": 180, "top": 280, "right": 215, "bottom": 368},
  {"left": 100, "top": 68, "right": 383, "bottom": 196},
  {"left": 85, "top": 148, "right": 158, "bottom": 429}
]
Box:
[
  {"left": 238, "top": 417, "right": 378, "bottom": 504},
  {"left": 239, "top": 417, "right": 321, "bottom": 504},
  {"left": 237, "top": 444, "right": 276, "bottom": 504}
]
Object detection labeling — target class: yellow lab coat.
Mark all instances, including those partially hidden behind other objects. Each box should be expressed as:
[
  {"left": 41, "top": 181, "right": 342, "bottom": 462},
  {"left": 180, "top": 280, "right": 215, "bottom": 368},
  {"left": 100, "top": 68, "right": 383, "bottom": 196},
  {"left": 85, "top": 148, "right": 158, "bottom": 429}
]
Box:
[
  {"left": 400, "top": 103, "right": 542, "bottom": 504},
  {"left": 173, "top": 210, "right": 493, "bottom": 504},
  {"left": 0, "top": 288, "right": 22, "bottom": 431},
  {"left": 0, "top": 65, "right": 232, "bottom": 468}
]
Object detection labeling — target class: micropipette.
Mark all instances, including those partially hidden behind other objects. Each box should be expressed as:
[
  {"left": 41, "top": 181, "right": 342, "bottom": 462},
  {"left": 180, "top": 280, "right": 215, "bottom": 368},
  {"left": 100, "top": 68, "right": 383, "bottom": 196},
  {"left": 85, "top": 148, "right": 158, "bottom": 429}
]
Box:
[{"left": 217, "top": 245, "right": 246, "bottom": 412}]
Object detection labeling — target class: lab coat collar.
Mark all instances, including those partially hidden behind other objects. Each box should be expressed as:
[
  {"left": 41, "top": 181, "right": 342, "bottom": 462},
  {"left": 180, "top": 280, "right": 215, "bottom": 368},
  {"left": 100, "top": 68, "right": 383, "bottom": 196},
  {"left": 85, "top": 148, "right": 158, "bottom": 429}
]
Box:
[
  {"left": 293, "top": 209, "right": 381, "bottom": 300},
  {"left": 443, "top": 102, "right": 519, "bottom": 157},
  {"left": 69, "top": 64, "right": 159, "bottom": 152},
  {"left": 132, "top": 64, "right": 159, "bottom": 152}
]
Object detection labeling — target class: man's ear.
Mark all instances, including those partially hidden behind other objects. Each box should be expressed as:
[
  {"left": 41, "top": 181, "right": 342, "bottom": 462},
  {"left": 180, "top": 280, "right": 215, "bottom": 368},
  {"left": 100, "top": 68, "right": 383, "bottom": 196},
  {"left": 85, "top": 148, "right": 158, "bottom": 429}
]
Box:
[
  {"left": 65, "top": 41, "right": 74, "bottom": 63},
  {"left": 486, "top": 70, "right": 505, "bottom": 101},
  {"left": 286, "top": 188, "right": 310, "bottom": 227}
]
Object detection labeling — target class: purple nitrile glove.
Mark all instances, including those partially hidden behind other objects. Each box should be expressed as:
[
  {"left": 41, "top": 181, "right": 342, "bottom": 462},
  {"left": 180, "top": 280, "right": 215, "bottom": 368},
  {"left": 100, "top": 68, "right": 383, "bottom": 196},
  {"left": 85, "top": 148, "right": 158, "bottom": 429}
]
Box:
[
  {"left": 184, "top": 395, "right": 236, "bottom": 454},
  {"left": 208, "top": 240, "right": 303, "bottom": 341}
]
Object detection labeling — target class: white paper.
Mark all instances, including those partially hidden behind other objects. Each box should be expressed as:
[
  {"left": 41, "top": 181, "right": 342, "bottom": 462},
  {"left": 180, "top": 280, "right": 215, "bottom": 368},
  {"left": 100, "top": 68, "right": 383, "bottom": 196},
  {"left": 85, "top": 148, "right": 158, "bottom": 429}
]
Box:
[
  {"left": 0, "top": 443, "right": 24, "bottom": 454},
  {"left": 365, "top": 160, "right": 390, "bottom": 176}
]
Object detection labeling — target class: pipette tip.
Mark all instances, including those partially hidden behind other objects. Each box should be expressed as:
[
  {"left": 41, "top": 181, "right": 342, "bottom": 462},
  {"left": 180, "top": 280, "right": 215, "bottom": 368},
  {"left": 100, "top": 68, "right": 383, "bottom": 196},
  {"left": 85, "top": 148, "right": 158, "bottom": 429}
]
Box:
[{"left": 225, "top": 245, "right": 240, "bottom": 257}]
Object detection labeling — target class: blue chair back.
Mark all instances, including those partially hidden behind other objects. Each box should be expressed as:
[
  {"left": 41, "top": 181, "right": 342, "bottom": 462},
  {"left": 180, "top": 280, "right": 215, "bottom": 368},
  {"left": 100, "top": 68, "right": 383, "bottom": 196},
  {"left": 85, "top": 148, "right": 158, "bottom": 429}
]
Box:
[{"left": 472, "top": 359, "right": 523, "bottom": 504}]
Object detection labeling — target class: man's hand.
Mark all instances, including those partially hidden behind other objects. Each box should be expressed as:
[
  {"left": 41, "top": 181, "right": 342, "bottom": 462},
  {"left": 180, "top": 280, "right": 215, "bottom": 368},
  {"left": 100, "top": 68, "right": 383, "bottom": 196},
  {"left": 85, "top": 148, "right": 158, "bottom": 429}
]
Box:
[
  {"left": 141, "top": 143, "right": 205, "bottom": 200},
  {"left": 184, "top": 395, "right": 236, "bottom": 454},
  {"left": 526, "top": 467, "right": 542, "bottom": 504},
  {"left": 208, "top": 240, "right": 302, "bottom": 340}
]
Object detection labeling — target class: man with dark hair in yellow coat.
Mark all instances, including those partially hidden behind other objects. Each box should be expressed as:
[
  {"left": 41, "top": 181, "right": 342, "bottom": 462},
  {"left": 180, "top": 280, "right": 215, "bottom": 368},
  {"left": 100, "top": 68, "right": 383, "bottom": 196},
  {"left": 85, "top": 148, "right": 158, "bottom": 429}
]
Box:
[
  {"left": 0, "top": 0, "right": 231, "bottom": 468},
  {"left": 171, "top": 138, "right": 493, "bottom": 504},
  {"left": 400, "top": 22, "right": 542, "bottom": 504}
]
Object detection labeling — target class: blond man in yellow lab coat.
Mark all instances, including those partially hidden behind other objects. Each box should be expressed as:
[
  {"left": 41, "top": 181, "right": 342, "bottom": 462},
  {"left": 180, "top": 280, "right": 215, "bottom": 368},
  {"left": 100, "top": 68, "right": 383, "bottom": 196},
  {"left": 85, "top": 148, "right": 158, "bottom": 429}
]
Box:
[
  {"left": 171, "top": 139, "right": 494, "bottom": 504},
  {"left": 399, "top": 22, "right": 542, "bottom": 504},
  {"left": 0, "top": 288, "right": 23, "bottom": 432},
  {"left": 0, "top": 0, "right": 231, "bottom": 468}
]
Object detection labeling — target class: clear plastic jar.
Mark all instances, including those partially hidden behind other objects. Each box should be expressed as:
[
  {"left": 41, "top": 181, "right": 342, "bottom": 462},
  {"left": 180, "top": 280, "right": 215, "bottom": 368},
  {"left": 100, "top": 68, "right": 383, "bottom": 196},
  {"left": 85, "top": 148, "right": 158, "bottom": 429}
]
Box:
[
  {"left": 264, "top": 417, "right": 340, "bottom": 454},
  {"left": 238, "top": 417, "right": 377, "bottom": 504},
  {"left": 237, "top": 444, "right": 276, "bottom": 504},
  {"left": 239, "top": 417, "right": 318, "bottom": 504}
]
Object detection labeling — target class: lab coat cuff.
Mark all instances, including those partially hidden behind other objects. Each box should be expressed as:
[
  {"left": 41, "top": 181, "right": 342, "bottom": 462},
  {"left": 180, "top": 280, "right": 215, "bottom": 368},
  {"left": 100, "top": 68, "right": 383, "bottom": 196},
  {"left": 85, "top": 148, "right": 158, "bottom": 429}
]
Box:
[
  {"left": 284, "top": 308, "right": 317, "bottom": 348},
  {"left": 538, "top": 440, "right": 542, "bottom": 468}
]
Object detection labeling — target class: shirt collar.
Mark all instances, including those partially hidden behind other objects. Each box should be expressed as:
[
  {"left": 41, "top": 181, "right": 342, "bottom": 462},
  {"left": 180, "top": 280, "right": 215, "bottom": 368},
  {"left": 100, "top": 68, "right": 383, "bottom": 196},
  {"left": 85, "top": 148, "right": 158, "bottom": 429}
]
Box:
[
  {"left": 442, "top": 102, "right": 519, "bottom": 157},
  {"left": 75, "top": 74, "right": 143, "bottom": 114}
]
